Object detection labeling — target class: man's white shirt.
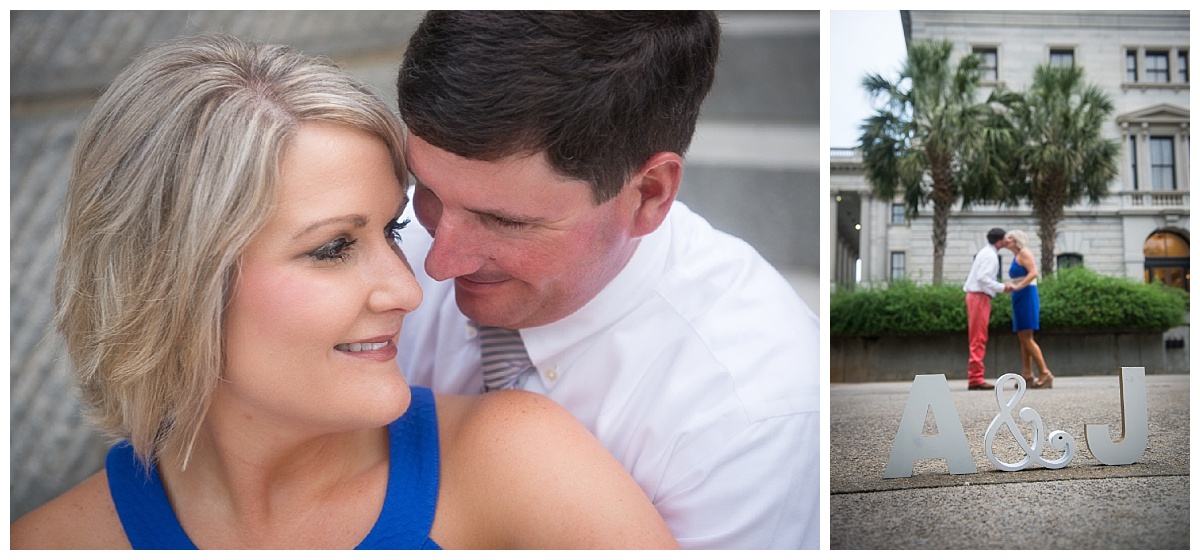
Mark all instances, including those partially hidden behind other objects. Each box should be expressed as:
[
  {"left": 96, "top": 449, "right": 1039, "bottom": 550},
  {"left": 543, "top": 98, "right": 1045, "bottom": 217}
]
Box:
[
  {"left": 396, "top": 200, "right": 820, "bottom": 549},
  {"left": 963, "top": 243, "right": 1005, "bottom": 297}
]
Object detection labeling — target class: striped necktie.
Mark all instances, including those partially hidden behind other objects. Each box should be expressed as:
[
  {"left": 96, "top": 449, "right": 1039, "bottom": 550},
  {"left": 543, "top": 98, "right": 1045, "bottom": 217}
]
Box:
[{"left": 478, "top": 325, "right": 535, "bottom": 392}]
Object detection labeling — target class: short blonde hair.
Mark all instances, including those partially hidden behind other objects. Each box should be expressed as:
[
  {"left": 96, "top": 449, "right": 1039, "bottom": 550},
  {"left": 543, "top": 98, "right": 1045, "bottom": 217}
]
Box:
[
  {"left": 54, "top": 34, "right": 405, "bottom": 468},
  {"left": 1007, "top": 229, "right": 1029, "bottom": 250}
]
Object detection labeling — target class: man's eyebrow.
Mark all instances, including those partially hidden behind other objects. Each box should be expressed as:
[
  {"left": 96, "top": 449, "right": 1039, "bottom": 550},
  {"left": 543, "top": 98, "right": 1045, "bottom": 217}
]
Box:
[{"left": 293, "top": 215, "right": 369, "bottom": 239}]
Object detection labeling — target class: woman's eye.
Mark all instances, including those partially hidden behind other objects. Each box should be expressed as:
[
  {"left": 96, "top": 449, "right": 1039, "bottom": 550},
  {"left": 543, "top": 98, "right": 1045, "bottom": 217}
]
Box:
[
  {"left": 309, "top": 238, "right": 357, "bottom": 262},
  {"left": 385, "top": 217, "right": 410, "bottom": 242}
]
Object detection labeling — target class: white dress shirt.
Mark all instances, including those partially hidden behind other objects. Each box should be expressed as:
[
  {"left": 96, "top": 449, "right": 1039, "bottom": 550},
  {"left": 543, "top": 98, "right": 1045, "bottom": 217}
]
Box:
[
  {"left": 963, "top": 243, "right": 1005, "bottom": 297},
  {"left": 396, "top": 200, "right": 820, "bottom": 549}
]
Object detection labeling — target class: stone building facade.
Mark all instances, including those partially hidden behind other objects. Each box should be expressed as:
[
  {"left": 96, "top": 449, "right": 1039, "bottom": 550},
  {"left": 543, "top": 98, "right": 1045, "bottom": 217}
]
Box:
[{"left": 831, "top": 10, "right": 1190, "bottom": 290}]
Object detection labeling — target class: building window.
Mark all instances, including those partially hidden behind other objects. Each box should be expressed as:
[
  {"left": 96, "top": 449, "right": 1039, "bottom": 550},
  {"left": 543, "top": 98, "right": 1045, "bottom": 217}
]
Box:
[
  {"left": 1149, "top": 137, "right": 1176, "bottom": 190},
  {"left": 973, "top": 47, "right": 998, "bottom": 81},
  {"left": 890, "top": 252, "right": 906, "bottom": 280},
  {"left": 1125, "top": 47, "right": 1189, "bottom": 85},
  {"left": 1057, "top": 253, "right": 1084, "bottom": 270},
  {"left": 890, "top": 204, "right": 906, "bottom": 225},
  {"left": 1145, "top": 51, "right": 1170, "bottom": 83},
  {"left": 1049, "top": 49, "right": 1074, "bottom": 67},
  {"left": 1129, "top": 136, "right": 1139, "bottom": 190},
  {"left": 1118, "top": 104, "right": 1188, "bottom": 192}
]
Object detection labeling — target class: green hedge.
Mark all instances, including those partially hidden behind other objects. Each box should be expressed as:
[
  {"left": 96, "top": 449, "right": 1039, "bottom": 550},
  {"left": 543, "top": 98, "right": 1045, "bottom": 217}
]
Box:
[{"left": 831, "top": 266, "right": 1188, "bottom": 336}]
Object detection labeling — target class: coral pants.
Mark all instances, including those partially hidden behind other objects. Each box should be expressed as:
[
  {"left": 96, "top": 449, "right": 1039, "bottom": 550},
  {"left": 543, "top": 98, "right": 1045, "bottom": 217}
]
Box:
[{"left": 965, "top": 292, "right": 992, "bottom": 386}]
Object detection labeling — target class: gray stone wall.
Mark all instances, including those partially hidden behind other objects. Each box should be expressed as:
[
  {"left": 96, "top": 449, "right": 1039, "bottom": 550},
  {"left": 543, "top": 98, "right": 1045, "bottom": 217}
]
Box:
[
  {"left": 682, "top": 11, "right": 820, "bottom": 301},
  {"left": 832, "top": 331, "right": 1177, "bottom": 383}
]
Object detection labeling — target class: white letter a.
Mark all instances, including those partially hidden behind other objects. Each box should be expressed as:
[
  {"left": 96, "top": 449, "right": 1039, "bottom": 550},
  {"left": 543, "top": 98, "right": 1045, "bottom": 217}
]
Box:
[{"left": 884, "top": 374, "right": 978, "bottom": 478}]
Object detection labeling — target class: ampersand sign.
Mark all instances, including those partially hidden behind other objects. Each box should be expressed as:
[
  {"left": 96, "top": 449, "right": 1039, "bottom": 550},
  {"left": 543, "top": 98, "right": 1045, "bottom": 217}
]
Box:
[{"left": 984, "top": 373, "right": 1075, "bottom": 471}]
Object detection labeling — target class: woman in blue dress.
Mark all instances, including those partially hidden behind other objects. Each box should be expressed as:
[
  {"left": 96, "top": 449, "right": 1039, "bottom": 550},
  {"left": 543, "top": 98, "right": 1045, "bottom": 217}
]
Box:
[
  {"left": 11, "top": 35, "right": 676, "bottom": 550},
  {"left": 1005, "top": 230, "right": 1054, "bottom": 389}
]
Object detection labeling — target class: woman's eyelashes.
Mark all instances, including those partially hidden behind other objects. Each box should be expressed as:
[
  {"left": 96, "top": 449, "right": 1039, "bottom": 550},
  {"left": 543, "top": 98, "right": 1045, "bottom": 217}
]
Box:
[
  {"left": 307, "top": 217, "right": 408, "bottom": 263},
  {"left": 385, "top": 217, "right": 410, "bottom": 242},
  {"left": 309, "top": 237, "right": 357, "bottom": 262}
]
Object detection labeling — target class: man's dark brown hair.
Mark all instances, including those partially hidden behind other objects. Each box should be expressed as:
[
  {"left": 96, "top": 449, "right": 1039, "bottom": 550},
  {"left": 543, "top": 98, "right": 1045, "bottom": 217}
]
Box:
[{"left": 397, "top": 11, "right": 720, "bottom": 203}]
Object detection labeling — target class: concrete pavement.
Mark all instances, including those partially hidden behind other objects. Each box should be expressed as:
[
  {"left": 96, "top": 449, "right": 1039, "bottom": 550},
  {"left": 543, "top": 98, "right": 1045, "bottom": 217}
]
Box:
[{"left": 830, "top": 374, "right": 1190, "bottom": 549}]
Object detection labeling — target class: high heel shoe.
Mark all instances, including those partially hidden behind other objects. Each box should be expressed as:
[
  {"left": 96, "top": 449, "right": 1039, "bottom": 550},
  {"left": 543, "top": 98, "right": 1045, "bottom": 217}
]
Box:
[
  {"left": 1021, "top": 372, "right": 1036, "bottom": 387},
  {"left": 1033, "top": 372, "right": 1054, "bottom": 389}
]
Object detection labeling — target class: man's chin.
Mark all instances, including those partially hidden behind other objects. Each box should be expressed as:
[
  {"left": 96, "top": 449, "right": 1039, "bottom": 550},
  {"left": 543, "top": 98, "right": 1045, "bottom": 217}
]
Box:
[{"left": 454, "top": 288, "right": 521, "bottom": 329}]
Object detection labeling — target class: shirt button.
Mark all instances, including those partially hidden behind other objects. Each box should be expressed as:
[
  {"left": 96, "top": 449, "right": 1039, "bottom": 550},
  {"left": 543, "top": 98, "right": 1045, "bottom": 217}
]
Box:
[
  {"left": 545, "top": 368, "right": 559, "bottom": 381},
  {"left": 466, "top": 324, "right": 477, "bottom": 338}
]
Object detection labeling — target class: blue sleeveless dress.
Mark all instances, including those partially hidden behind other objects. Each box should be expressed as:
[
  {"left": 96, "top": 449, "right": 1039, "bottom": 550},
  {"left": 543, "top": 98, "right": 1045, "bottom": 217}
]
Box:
[
  {"left": 1009, "top": 260, "right": 1039, "bottom": 331},
  {"left": 105, "top": 386, "right": 442, "bottom": 549}
]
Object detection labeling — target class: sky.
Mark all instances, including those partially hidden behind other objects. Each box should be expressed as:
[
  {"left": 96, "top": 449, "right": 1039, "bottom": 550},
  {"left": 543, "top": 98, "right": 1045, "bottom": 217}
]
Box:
[{"left": 828, "top": 10, "right": 909, "bottom": 148}]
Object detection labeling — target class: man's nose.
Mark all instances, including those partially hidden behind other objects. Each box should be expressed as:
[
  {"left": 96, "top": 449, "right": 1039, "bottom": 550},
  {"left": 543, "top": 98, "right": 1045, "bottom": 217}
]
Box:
[{"left": 424, "top": 214, "right": 485, "bottom": 281}]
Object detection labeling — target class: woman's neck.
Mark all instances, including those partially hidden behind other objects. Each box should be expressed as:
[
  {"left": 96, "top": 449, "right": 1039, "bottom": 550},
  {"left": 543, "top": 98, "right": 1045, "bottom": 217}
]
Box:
[{"left": 156, "top": 404, "right": 390, "bottom": 548}]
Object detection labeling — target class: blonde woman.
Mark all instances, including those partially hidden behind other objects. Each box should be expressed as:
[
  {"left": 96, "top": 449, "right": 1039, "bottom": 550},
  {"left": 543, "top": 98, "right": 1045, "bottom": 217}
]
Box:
[
  {"left": 10, "top": 34, "right": 675, "bottom": 550},
  {"left": 1005, "top": 230, "right": 1054, "bottom": 389}
]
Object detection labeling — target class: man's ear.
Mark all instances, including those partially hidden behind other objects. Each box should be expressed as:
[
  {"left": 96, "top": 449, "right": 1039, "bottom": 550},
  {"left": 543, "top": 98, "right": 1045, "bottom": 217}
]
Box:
[{"left": 625, "top": 152, "right": 682, "bottom": 238}]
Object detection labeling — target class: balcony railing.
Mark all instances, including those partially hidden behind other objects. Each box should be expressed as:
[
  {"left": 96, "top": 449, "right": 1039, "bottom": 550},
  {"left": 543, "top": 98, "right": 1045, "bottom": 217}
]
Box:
[
  {"left": 830, "top": 147, "right": 860, "bottom": 160},
  {"left": 1122, "top": 190, "right": 1190, "bottom": 209}
]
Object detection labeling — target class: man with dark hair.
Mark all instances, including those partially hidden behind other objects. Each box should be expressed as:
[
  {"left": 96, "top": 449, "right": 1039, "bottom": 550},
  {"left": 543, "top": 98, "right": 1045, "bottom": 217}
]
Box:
[
  {"left": 394, "top": 11, "right": 818, "bottom": 548},
  {"left": 963, "top": 227, "right": 1014, "bottom": 390}
]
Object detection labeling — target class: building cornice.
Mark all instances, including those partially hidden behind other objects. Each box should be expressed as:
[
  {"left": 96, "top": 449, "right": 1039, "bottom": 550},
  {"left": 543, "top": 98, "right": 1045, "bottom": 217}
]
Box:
[{"left": 905, "top": 10, "right": 1188, "bottom": 32}]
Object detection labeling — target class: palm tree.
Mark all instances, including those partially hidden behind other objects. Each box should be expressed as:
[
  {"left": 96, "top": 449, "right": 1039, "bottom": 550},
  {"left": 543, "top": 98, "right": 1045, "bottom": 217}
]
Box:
[
  {"left": 989, "top": 64, "right": 1120, "bottom": 275},
  {"left": 859, "top": 39, "right": 1011, "bottom": 284}
]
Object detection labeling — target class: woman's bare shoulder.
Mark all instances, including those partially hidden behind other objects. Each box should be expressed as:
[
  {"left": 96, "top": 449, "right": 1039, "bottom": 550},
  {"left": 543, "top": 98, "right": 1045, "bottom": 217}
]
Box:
[
  {"left": 10, "top": 470, "right": 130, "bottom": 550},
  {"left": 435, "top": 390, "right": 586, "bottom": 452},
  {"left": 431, "top": 390, "right": 677, "bottom": 549},
  {"left": 1020, "top": 248, "right": 1039, "bottom": 268}
]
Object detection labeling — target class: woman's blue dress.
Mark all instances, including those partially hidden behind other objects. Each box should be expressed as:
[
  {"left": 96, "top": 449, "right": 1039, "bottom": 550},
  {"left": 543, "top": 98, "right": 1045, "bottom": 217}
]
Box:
[
  {"left": 105, "top": 386, "right": 443, "bottom": 549},
  {"left": 1009, "top": 259, "right": 1039, "bottom": 331}
]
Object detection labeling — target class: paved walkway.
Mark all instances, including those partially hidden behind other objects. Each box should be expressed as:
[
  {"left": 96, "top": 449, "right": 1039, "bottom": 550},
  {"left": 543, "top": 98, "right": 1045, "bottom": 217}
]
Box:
[{"left": 830, "top": 374, "right": 1190, "bottom": 549}]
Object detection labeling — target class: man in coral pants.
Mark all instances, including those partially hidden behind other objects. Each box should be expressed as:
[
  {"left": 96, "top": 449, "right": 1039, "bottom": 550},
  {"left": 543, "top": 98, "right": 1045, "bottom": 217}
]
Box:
[{"left": 962, "top": 227, "right": 1013, "bottom": 390}]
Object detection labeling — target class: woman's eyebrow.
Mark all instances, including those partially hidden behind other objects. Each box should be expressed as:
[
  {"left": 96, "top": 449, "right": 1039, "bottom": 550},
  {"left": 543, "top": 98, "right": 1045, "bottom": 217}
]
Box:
[{"left": 292, "top": 214, "right": 369, "bottom": 239}]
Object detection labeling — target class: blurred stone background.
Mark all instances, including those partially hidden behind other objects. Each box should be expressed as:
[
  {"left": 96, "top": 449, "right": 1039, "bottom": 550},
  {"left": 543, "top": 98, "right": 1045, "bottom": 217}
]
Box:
[{"left": 9, "top": 10, "right": 819, "bottom": 520}]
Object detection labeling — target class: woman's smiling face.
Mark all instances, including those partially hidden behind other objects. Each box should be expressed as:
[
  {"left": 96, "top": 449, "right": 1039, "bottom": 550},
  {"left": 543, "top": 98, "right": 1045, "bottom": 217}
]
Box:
[{"left": 217, "top": 122, "right": 422, "bottom": 433}]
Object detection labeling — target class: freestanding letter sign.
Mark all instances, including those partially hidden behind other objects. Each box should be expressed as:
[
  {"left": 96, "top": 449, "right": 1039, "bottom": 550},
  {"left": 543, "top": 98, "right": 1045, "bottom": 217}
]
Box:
[
  {"left": 883, "top": 367, "right": 1149, "bottom": 479},
  {"left": 884, "top": 374, "right": 977, "bottom": 478},
  {"left": 1085, "top": 367, "right": 1148, "bottom": 466}
]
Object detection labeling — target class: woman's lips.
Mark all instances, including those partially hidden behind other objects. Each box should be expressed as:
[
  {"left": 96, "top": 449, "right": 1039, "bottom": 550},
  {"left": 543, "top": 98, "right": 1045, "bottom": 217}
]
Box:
[
  {"left": 334, "top": 336, "right": 398, "bottom": 361},
  {"left": 334, "top": 341, "right": 388, "bottom": 352}
]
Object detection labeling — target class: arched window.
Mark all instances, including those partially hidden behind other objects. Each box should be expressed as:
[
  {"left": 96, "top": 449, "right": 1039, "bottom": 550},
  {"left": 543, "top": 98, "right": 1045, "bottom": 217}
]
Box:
[
  {"left": 1057, "top": 253, "right": 1084, "bottom": 270},
  {"left": 1143, "top": 230, "right": 1190, "bottom": 291}
]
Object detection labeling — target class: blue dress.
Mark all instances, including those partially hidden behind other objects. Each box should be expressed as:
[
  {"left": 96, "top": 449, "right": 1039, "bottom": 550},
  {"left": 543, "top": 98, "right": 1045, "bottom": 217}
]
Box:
[
  {"left": 105, "top": 386, "right": 442, "bottom": 550},
  {"left": 1009, "top": 260, "right": 1040, "bottom": 331}
]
